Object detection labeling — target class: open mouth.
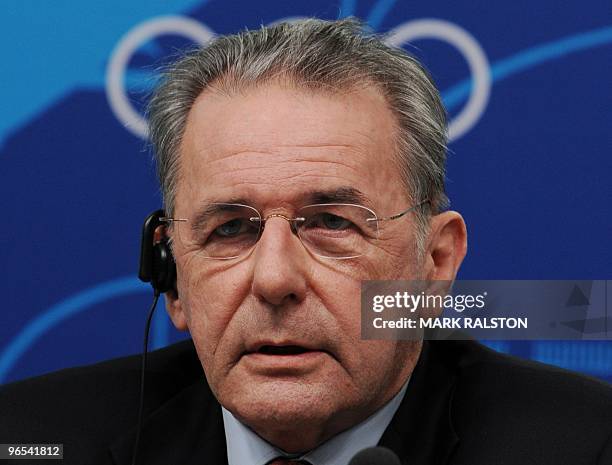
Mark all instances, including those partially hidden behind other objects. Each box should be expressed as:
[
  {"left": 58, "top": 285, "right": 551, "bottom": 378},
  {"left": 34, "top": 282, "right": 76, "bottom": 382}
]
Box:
[{"left": 256, "top": 345, "right": 311, "bottom": 355}]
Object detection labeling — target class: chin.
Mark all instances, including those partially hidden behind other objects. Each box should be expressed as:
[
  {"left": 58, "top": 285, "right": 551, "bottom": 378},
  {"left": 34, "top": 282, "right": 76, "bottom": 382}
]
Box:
[{"left": 221, "top": 377, "right": 341, "bottom": 431}]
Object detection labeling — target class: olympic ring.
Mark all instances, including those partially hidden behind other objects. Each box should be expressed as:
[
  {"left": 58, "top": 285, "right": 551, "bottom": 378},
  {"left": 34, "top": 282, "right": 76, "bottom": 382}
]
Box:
[
  {"left": 106, "top": 15, "right": 215, "bottom": 139},
  {"left": 386, "top": 19, "right": 491, "bottom": 141}
]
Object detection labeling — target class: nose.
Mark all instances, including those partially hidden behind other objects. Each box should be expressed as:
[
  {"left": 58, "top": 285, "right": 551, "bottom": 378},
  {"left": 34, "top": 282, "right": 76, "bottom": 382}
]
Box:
[{"left": 250, "top": 216, "right": 308, "bottom": 307}]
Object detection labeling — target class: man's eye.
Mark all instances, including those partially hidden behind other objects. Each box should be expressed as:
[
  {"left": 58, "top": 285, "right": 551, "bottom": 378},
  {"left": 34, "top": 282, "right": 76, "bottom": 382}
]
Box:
[
  {"left": 316, "top": 213, "right": 352, "bottom": 230},
  {"left": 214, "top": 219, "right": 245, "bottom": 237}
]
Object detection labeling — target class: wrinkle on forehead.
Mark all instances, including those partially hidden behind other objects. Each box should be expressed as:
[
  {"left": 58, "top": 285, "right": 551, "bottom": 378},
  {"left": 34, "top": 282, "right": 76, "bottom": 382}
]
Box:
[
  {"left": 183, "top": 153, "right": 375, "bottom": 210},
  {"left": 177, "top": 81, "right": 405, "bottom": 213}
]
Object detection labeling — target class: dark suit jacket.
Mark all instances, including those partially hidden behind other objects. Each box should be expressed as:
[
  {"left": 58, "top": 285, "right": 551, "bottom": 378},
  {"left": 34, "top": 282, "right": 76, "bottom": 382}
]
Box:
[{"left": 1, "top": 339, "right": 611, "bottom": 465}]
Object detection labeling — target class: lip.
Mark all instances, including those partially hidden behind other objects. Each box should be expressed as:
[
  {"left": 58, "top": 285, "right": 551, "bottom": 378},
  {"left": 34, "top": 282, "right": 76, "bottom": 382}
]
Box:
[
  {"left": 241, "top": 340, "right": 330, "bottom": 372},
  {"left": 241, "top": 350, "right": 328, "bottom": 373},
  {"left": 245, "top": 339, "right": 317, "bottom": 353},
  {"left": 246, "top": 340, "right": 319, "bottom": 354}
]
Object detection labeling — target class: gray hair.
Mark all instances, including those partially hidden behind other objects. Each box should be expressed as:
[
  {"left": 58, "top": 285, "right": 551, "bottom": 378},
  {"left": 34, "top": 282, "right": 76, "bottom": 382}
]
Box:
[{"left": 148, "top": 17, "right": 449, "bottom": 252}]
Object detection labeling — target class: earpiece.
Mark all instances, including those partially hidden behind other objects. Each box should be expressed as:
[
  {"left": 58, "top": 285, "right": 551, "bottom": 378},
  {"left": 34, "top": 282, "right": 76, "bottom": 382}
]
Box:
[{"left": 138, "top": 209, "right": 176, "bottom": 294}]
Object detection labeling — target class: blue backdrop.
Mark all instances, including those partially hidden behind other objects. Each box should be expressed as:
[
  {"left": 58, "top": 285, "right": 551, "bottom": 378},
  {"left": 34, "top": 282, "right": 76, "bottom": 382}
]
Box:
[{"left": 2, "top": 0, "right": 611, "bottom": 385}]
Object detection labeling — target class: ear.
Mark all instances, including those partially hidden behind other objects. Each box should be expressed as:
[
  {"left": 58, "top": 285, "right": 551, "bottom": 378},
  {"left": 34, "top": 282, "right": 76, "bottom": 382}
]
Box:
[
  {"left": 164, "top": 289, "right": 189, "bottom": 331},
  {"left": 154, "top": 225, "right": 188, "bottom": 331},
  {"left": 422, "top": 211, "right": 468, "bottom": 282}
]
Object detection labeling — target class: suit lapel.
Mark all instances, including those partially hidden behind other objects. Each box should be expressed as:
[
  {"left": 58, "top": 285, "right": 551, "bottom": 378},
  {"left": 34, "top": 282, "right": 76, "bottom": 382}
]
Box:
[
  {"left": 379, "top": 341, "right": 460, "bottom": 465},
  {"left": 109, "top": 379, "right": 227, "bottom": 465}
]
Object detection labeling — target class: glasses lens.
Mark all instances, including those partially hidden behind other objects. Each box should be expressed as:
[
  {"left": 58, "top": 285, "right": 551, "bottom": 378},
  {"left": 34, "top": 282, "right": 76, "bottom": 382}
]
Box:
[
  {"left": 173, "top": 204, "right": 261, "bottom": 259},
  {"left": 297, "top": 204, "right": 378, "bottom": 259}
]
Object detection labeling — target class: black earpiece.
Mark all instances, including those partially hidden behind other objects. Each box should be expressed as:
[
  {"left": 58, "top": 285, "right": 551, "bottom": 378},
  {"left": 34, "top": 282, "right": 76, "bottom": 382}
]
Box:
[{"left": 138, "top": 209, "right": 176, "bottom": 294}]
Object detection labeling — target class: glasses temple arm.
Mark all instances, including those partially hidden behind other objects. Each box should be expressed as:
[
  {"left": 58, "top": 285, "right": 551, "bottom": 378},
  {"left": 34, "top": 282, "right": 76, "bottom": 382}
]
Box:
[{"left": 368, "top": 199, "right": 430, "bottom": 222}]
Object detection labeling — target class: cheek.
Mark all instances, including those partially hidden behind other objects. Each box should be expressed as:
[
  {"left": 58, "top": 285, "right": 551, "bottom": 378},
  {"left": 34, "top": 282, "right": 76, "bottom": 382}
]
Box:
[
  {"left": 310, "top": 257, "right": 405, "bottom": 341},
  {"left": 312, "top": 263, "right": 414, "bottom": 381},
  {"left": 372, "top": 229, "right": 421, "bottom": 279},
  {"left": 354, "top": 339, "right": 418, "bottom": 391},
  {"left": 311, "top": 266, "right": 376, "bottom": 369},
  {"left": 328, "top": 250, "right": 413, "bottom": 284},
  {"left": 176, "top": 258, "right": 252, "bottom": 357}
]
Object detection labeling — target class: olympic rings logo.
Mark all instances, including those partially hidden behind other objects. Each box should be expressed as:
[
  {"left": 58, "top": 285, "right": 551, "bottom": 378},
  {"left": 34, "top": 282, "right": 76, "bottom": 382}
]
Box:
[{"left": 105, "top": 16, "right": 490, "bottom": 142}]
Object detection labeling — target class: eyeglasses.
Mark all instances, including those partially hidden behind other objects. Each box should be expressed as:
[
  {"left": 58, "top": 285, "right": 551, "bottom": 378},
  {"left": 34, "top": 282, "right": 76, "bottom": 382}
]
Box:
[{"left": 161, "top": 200, "right": 428, "bottom": 260}]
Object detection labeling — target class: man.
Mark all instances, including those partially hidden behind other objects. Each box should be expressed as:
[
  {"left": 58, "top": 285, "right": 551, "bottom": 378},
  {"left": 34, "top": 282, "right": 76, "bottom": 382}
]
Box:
[{"left": 1, "top": 18, "right": 611, "bottom": 465}]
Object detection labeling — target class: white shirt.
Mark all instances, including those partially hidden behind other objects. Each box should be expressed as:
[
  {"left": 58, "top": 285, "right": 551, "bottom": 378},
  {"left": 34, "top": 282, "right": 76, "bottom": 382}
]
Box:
[{"left": 222, "top": 378, "right": 409, "bottom": 465}]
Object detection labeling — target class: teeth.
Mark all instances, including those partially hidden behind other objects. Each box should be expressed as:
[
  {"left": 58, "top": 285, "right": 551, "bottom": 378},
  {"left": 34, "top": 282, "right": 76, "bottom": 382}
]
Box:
[{"left": 259, "top": 345, "right": 308, "bottom": 355}]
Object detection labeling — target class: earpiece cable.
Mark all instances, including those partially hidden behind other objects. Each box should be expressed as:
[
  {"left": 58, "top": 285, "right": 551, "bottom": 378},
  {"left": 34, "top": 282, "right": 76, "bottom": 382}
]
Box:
[{"left": 131, "top": 289, "right": 160, "bottom": 465}]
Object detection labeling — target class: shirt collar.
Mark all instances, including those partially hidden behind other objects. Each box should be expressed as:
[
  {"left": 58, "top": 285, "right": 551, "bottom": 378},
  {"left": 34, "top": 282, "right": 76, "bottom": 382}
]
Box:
[{"left": 222, "top": 377, "right": 410, "bottom": 465}]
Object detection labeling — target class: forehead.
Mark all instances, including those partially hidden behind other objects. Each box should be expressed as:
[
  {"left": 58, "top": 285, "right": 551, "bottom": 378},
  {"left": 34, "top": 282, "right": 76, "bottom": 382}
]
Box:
[{"left": 177, "top": 81, "right": 405, "bottom": 211}]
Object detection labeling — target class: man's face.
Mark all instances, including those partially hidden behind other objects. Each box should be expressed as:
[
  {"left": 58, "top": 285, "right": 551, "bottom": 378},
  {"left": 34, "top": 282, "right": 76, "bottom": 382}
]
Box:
[{"left": 168, "top": 81, "right": 424, "bottom": 449}]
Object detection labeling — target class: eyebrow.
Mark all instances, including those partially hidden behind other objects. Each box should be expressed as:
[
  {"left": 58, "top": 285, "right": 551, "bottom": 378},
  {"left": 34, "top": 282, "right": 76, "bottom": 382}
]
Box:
[
  {"left": 189, "top": 186, "right": 374, "bottom": 231},
  {"left": 302, "top": 186, "right": 372, "bottom": 207}
]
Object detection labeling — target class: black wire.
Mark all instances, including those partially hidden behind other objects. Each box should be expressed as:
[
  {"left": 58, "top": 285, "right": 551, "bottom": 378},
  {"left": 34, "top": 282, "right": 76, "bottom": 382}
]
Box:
[{"left": 131, "top": 289, "right": 160, "bottom": 465}]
